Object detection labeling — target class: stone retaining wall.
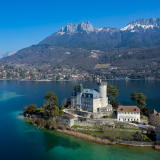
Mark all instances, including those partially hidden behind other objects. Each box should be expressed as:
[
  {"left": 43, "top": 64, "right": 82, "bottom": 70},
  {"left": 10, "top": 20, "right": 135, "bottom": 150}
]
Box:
[
  {"left": 56, "top": 116, "right": 75, "bottom": 127},
  {"left": 74, "top": 120, "right": 96, "bottom": 127},
  {"left": 68, "top": 109, "right": 113, "bottom": 119}
]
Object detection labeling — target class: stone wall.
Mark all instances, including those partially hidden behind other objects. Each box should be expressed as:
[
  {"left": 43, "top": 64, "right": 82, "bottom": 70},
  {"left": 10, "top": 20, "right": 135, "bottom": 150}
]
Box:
[
  {"left": 55, "top": 117, "right": 75, "bottom": 127},
  {"left": 68, "top": 109, "right": 113, "bottom": 119},
  {"left": 74, "top": 120, "right": 96, "bottom": 127}
]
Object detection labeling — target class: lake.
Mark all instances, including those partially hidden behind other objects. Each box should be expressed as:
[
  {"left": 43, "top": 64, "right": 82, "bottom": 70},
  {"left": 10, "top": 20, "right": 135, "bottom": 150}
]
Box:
[{"left": 0, "top": 80, "right": 160, "bottom": 160}]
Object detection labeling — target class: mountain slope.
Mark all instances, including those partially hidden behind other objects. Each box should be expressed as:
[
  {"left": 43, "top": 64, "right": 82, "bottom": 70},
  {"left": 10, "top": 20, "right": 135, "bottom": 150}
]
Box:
[{"left": 39, "top": 18, "right": 160, "bottom": 50}]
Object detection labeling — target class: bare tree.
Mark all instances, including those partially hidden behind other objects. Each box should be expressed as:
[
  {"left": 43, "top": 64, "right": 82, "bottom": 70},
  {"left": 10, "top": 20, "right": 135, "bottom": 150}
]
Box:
[
  {"left": 149, "top": 114, "right": 160, "bottom": 127},
  {"left": 61, "top": 98, "right": 68, "bottom": 107}
]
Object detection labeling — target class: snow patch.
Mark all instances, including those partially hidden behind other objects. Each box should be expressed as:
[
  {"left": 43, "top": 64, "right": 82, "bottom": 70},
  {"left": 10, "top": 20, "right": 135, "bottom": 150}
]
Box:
[
  {"left": 120, "top": 23, "right": 158, "bottom": 31},
  {"left": 95, "top": 28, "right": 103, "bottom": 32},
  {"left": 56, "top": 32, "right": 65, "bottom": 35}
]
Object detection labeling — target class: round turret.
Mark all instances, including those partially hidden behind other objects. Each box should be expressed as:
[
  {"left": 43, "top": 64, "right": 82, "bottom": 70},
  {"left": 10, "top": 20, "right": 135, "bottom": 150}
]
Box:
[{"left": 98, "top": 81, "right": 108, "bottom": 107}]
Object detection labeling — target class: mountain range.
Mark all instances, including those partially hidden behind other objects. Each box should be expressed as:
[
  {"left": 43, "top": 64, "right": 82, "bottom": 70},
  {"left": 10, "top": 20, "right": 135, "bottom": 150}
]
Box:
[
  {"left": 1, "top": 17, "right": 160, "bottom": 71},
  {"left": 39, "top": 17, "right": 160, "bottom": 50}
]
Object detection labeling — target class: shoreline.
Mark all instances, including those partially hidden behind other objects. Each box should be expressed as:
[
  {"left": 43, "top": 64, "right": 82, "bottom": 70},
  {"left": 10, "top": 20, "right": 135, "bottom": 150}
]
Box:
[
  {"left": 24, "top": 116, "right": 157, "bottom": 148},
  {"left": 0, "top": 79, "right": 160, "bottom": 82},
  {"left": 57, "top": 129, "right": 115, "bottom": 145}
]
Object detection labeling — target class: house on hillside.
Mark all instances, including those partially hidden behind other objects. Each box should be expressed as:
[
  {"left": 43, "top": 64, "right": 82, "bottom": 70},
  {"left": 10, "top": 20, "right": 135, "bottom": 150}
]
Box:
[
  {"left": 117, "top": 105, "right": 140, "bottom": 122},
  {"left": 71, "top": 83, "right": 112, "bottom": 113}
]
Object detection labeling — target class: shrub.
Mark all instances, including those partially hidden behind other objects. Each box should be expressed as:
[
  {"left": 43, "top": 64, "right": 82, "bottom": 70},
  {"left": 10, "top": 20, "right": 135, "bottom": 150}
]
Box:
[
  {"left": 59, "top": 109, "right": 64, "bottom": 115},
  {"left": 110, "top": 100, "right": 119, "bottom": 108},
  {"left": 141, "top": 134, "right": 150, "bottom": 141},
  {"left": 132, "top": 121, "right": 139, "bottom": 124},
  {"left": 120, "top": 125, "right": 124, "bottom": 128},
  {"left": 90, "top": 114, "right": 94, "bottom": 119},
  {"left": 80, "top": 117, "right": 84, "bottom": 122}
]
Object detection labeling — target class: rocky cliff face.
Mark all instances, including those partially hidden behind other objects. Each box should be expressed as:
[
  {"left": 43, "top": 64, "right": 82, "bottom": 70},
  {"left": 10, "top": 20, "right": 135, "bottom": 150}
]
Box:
[
  {"left": 38, "top": 18, "right": 160, "bottom": 50},
  {"left": 120, "top": 18, "right": 160, "bottom": 31},
  {"left": 59, "top": 21, "right": 94, "bottom": 33}
]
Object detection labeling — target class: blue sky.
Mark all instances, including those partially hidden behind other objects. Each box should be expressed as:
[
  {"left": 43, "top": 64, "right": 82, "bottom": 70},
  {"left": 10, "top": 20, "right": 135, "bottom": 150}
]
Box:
[{"left": 0, "top": 0, "right": 160, "bottom": 54}]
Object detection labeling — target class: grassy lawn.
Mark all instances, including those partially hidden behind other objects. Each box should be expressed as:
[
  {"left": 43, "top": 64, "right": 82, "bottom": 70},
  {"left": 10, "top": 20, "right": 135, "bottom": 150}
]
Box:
[
  {"left": 116, "top": 128, "right": 142, "bottom": 130},
  {"left": 77, "top": 129, "right": 135, "bottom": 139},
  {"left": 77, "top": 129, "right": 109, "bottom": 137},
  {"left": 72, "top": 125, "right": 97, "bottom": 129},
  {"left": 114, "top": 122, "right": 134, "bottom": 126}
]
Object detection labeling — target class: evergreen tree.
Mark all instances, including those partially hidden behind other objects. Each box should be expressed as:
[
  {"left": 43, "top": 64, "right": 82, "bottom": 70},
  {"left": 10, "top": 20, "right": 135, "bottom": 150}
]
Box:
[
  {"left": 130, "top": 92, "right": 138, "bottom": 104},
  {"left": 130, "top": 92, "right": 146, "bottom": 109},
  {"left": 43, "top": 92, "right": 59, "bottom": 116},
  {"left": 137, "top": 93, "right": 146, "bottom": 109}
]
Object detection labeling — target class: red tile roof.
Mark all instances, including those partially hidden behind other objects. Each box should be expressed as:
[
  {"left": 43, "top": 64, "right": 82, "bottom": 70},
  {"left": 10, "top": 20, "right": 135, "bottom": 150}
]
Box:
[{"left": 117, "top": 105, "right": 140, "bottom": 112}]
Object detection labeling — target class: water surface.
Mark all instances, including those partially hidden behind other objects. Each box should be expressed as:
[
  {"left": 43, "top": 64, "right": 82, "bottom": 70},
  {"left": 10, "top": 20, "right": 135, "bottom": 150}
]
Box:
[{"left": 0, "top": 80, "right": 160, "bottom": 160}]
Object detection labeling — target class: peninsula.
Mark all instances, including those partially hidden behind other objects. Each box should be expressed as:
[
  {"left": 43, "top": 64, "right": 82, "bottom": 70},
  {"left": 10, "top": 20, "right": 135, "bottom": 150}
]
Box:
[{"left": 23, "top": 82, "right": 160, "bottom": 150}]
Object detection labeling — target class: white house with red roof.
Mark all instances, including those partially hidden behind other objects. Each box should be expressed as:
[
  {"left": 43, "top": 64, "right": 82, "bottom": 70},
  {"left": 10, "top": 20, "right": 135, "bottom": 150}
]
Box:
[{"left": 117, "top": 105, "right": 140, "bottom": 122}]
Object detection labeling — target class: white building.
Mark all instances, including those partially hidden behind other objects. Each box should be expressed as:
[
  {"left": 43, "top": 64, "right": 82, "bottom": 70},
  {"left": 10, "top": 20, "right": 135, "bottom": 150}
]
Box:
[
  {"left": 117, "top": 105, "right": 140, "bottom": 122},
  {"left": 71, "top": 83, "right": 112, "bottom": 113}
]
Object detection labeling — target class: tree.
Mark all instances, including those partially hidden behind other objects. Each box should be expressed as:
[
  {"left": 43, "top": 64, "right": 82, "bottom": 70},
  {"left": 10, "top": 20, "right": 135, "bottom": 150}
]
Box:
[
  {"left": 149, "top": 114, "right": 160, "bottom": 127},
  {"left": 134, "top": 131, "right": 142, "bottom": 141},
  {"left": 23, "top": 104, "right": 37, "bottom": 114},
  {"left": 43, "top": 92, "right": 58, "bottom": 107},
  {"left": 141, "top": 107, "right": 150, "bottom": 116},
  {"left": 74, "top": 84, "right": 87, "bottom": 91},
  {"left": 110, "top": 100, "right": 119, "bottom": 109},
  {"left": 137, "top": 93, "right": 146, "bottom": 109},
  {"left": 56, "top": 74, "right": 60, "bottom": 81},
  {"left": 43, "top": 92, "right": 59, "bottom": 116},
  {"left": 107, "top": 84, "right": 119, "bottom": 101},
  {"left": 130, "top": 92, "right": 146, "bottom": 109},
  {"left": 61, "top": 98, "right": 68, "bottom": 107},
  {"left": 130, "top": 92, "right": 138, "bottom": 104},
  {"left": 90, "top": 114, "right": 94, "bottom": 119}
]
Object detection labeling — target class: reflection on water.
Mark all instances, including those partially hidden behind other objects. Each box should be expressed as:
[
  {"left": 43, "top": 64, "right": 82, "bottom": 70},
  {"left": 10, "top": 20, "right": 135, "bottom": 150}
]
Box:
[
  {"left": 43, "top": 131, "right": 81, "bottom": 152},
  {"left": 0, "top": 91, "right": 23, "bottom": 101},
  {"left": 1, "top": 80, "right": 160, "bottom": 160},
  {"left": 23, "top": 121, "right": 81, "bottom": 152}
]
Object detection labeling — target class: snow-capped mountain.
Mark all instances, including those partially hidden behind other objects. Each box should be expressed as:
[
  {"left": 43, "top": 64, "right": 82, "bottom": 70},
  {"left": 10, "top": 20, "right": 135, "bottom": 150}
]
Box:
[
  {"left": 0, "top": 51, "right": 17, "bottom": 59},
  {"left": 120, "top": 18, "right": 160, "bottom": 31}
]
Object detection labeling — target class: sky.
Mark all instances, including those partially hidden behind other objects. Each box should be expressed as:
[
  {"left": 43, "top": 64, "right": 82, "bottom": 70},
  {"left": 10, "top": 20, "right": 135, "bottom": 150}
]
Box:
[{"left": 0, "top": 0, "right": 160, "bottom": 54}]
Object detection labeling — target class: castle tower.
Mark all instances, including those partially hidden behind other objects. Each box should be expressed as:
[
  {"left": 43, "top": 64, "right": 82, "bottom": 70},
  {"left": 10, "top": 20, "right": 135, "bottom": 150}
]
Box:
[{"left": 98, "top": 81, "right": 108, "bottom": 107}]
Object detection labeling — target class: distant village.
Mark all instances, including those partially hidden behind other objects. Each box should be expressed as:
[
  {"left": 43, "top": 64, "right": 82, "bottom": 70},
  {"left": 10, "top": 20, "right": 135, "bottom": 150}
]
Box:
[{"left": 0, "top": 62, "right": 160, "bottom": 81}]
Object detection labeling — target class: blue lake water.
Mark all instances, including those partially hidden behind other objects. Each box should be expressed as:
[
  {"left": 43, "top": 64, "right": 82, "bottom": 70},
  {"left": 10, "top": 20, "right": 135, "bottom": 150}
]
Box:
[{"left": 0, "top": 80, "right": 160, "bottom": 160}]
